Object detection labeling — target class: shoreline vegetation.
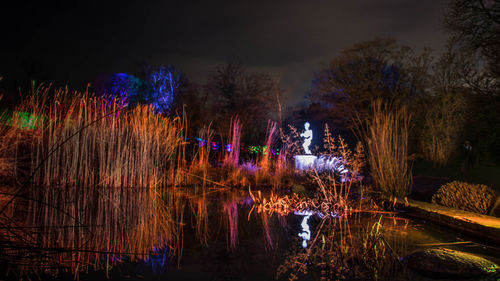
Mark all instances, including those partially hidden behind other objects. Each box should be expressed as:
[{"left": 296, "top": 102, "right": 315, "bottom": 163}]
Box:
[
  {"left": 1, "top": 83, "right": 372, "bottom": 192},
  {"left": 0, "top": 83, "right": 498, "bottom": 280},
  {"left": 0, "top": 83, "right": 404, "bottom": 280}
]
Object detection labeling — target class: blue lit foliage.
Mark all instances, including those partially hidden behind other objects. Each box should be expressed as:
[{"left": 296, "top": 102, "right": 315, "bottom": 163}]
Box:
[
  {"left": 111, "top": 73, "right": 144, "bottom": 106},
  {"left": 146, "top": 65, "right": 183, "bottom": 115},
  {"left": 95, "top": 65, "right": 185, "bottom": 114},
  {"left": 144, "top": 247, "right": 169, "bottom": 273},
  {"left": 95, "top": 73, "right": 144, "bottom": 108}
]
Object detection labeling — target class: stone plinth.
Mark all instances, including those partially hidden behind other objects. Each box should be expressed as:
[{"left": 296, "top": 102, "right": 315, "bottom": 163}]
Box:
[{"left": 294, "top": 155, "right": 318, "bottom": 171}]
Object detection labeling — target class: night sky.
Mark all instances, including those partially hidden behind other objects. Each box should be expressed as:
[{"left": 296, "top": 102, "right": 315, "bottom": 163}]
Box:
[{"left": 1, "top": 0, "right": 449, "bottom": 105}]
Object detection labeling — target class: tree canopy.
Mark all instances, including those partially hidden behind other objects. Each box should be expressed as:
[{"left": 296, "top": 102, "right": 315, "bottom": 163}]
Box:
[
  {"left": 205, "top": 62, "right": 278, "bottom": 143},
  {"left": 309, "top": 38, "right": 430, "bottom": 129},
  {"left": 444, "top": 0, "right": 500, "bottom": 89}
]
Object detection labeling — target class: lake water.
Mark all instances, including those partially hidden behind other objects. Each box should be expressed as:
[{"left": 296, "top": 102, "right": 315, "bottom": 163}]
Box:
[{"left": 0, "top": 186, "right": 498, "bottom": 280}]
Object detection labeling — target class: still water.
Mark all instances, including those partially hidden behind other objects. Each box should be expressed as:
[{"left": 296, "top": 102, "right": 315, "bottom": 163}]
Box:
[{"left": 0, "top": 186, "right": 498, "bottom": 280}]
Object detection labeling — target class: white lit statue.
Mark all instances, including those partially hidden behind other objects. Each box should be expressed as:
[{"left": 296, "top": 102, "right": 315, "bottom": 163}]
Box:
[{"left": 300, "top": 122, "right": 313, "bottom": 154}]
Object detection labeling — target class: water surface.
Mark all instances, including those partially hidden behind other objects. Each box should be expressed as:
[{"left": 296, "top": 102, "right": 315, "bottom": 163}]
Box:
[{"left": 0, "top": 186, "right": 498, "bottom": 280}]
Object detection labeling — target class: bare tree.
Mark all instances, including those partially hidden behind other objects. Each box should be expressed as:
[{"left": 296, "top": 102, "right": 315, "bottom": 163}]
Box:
[
  {"left": 444, "top": 0, "right": 500, "bottom": 87},
  {"left": 309, "top": 38, "right": 431, "bottom": 129},
  {"left": 205, "top": 62, "right": 277, "bottom": 143}
]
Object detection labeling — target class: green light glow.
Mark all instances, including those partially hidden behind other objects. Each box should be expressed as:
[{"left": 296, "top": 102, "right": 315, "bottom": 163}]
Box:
[{"left": 0, "top": 110, "right": 45, "bottom": 130}]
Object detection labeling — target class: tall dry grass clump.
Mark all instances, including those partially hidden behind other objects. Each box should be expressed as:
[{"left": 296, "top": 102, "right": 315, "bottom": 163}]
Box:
[
  {"left": 0, "top": 84, "right": 51, "bottom": 182},
  {"left": 360, "top": 99, "right": 411, "bottom": 197},
  {"left": 275, "top": 124, "right": 302, "bottom": 181},
  {"left": 5, "top": 83, "right": 183, "bottom": 188},
  {"left": 277, "top": 128, "right": 291, "bottom": 176},
  {"left": 0, "top": 112, "right": 15, "bottom": 179},
  {"left": 223, "top": 117, "right": 241, "bottom": 168},
  {"left": 189, "top": 125, "right": 214, "bottom": 186},
  {"left": 259, "top": 120, "right": 277, "bottom": 173}
]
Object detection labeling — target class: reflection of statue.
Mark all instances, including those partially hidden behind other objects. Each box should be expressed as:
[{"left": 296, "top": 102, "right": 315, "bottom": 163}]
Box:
[{"left": 300, "top": 122, "right": 313, "bottom": 154}]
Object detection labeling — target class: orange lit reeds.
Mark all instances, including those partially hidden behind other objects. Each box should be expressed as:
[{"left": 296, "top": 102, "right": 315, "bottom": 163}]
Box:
[
  {"left": 189, "top": 124, "right": 214, "bottom": 187},
  {"left": 5, "top": 83, "right": 183, "bottom": 188},
  {"left": 259, "top": 120, "right": 276, "bottom": 173},
  {"left": 249, "top": 188, "right": 342, "bottom": 217},
  {"left": 223, "top": 200, "right": 239, "bottom": 251},
  {"left": 358, "top": 99, "right": 411, "bottom": 197},
  {"left": 223, "top": 117, "right": 241, "bottom": 168},
  {"left": 189, "top": 194, "right": 210, "bottom": 245}
]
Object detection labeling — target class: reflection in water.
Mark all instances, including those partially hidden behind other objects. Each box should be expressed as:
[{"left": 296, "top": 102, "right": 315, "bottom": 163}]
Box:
[
  {"left": 223, "top": 196, "right": 239, "bottom": 250},
  {"left": 0, "top": 186, "right": 266, "bottom": 279},
  {"left": 294, "top": 210, "right": 313, "bottom": 248},
  {"left": 1, "top": 187, "right": 498, "bottom": 280},
  {"left": 144, "top": 247, "right": 169, "bottom": 273},
  {"left": 276, "top": 213, "right": 405, "bottom": 280},
  {"left": 0, "top": 186, "right": 183, "bottom": 277}
]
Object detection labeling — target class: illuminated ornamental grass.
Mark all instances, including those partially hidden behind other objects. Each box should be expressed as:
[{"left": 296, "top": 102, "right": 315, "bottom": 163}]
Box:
[
  {"left": 185, "top": 117, "right": 294, "bottom": 189},
  {"left": 1, "top": 83, "right": 183, "bottom": 188},
  {"left": 358, "top": 99, "right": 411, "bottom": 197}
]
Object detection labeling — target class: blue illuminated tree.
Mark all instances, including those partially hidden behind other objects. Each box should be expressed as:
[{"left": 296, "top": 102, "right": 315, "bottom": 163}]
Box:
[{"left": 145, "top": 65, "right": 184, "bottom": 115}]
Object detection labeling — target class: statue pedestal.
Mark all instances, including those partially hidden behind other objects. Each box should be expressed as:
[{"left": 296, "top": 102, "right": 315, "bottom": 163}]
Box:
[{"left": 294, "top": 155, "right": 318, "bottom": 171}]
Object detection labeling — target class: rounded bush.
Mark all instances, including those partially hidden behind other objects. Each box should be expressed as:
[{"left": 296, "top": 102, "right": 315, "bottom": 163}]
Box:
[{"left": 432, "top": 181, "right": 498, "bottom": 215}]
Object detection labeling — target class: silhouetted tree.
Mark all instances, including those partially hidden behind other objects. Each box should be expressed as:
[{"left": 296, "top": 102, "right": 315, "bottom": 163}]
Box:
[
  {"left": 309, "top": 38, "right": 431, "bottom": 129},
  {"left": 205, "top": 62, "right": 277, "bottom": 144},
  {"left": 444, "top": 0, "right": 500, "bottom": 90},
  {"left": 443, "top": 1, "right": 500, "bottom": 162}
]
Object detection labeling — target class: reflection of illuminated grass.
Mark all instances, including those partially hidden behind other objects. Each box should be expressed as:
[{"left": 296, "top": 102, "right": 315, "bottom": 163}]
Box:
[
  {"left": 0, "top": 186, "right": 188, "bottom": 279},
  {"left": 0, "top": 184, "right": 229, "bottom": 276},
  {"left": 0, "top": 186, "right": 265, "bottom": 279},
  {"left": 0, "top": 184, "right": 468, "bottom": 281},
  {"left": 277, "top": 214, "right": 403, "bottom": 281},
  {"left": 250, "top": 182, "right": 406, "bottom": 280}
]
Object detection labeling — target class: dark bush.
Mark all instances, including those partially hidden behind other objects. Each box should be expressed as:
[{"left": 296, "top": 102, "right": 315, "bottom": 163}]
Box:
[{"left": 432, "top": 181, "right": 497, "bottom": 214}]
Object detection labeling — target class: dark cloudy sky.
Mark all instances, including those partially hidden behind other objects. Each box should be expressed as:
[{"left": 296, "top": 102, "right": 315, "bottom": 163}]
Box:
[{"left": 1, "top": 0, "right": 450, "bottom": 105}]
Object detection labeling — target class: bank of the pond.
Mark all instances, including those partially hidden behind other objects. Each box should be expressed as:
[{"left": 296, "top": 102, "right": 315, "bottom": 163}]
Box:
[{"left": 396, "top": 198, "right": 500, "bottom": 245}]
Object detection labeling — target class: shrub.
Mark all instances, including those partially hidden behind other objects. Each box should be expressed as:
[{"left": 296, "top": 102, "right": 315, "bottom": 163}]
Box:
[{"left": 432, "top": 181, "right": 498, "bottom": 214}]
